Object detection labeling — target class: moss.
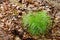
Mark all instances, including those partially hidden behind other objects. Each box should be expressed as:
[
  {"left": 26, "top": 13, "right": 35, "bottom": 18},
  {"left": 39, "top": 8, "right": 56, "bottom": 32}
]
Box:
[
  {"left": 12, "top": 9, "right": 18, "bottom": 15},
  {"left": 23, "top": 11, "right": 51, "bottom": 36},
  {"left": 9, "top": 0, "right": 22, "bottom": 7}
]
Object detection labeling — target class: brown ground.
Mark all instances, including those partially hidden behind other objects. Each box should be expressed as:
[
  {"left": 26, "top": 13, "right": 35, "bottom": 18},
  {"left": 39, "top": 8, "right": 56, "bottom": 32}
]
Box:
[{"left": 0, "top": 0, "right": 60, "bottom": 40}]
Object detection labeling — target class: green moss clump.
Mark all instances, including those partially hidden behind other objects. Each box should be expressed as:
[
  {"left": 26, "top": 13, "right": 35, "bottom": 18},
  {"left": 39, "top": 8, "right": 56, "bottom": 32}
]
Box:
[{"left": 23, "top": 11, "right": 51, "bottom": 36}]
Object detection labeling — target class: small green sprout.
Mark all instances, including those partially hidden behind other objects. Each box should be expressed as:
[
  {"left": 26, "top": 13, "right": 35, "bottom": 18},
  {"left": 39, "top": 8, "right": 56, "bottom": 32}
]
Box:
[{"left": 23, "top": 11, "right": 51, "bottom": 36}]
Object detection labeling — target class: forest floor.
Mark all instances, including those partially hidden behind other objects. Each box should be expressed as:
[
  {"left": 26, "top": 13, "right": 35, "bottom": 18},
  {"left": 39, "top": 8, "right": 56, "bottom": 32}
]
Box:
[{"left": 0, "top": 0, "right": 60, "bottom": 40}]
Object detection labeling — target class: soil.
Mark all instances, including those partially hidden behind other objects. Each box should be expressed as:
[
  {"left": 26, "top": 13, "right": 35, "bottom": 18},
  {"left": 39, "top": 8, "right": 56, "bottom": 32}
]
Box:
[{"left": 0, "top": 0, "right": 60, "bottom": 40}]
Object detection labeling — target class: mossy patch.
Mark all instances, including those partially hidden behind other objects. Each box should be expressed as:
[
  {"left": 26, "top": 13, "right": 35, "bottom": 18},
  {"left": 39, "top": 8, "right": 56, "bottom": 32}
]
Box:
[{"left": 22, "top": 11, "right": 51, "bottom": 36}]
